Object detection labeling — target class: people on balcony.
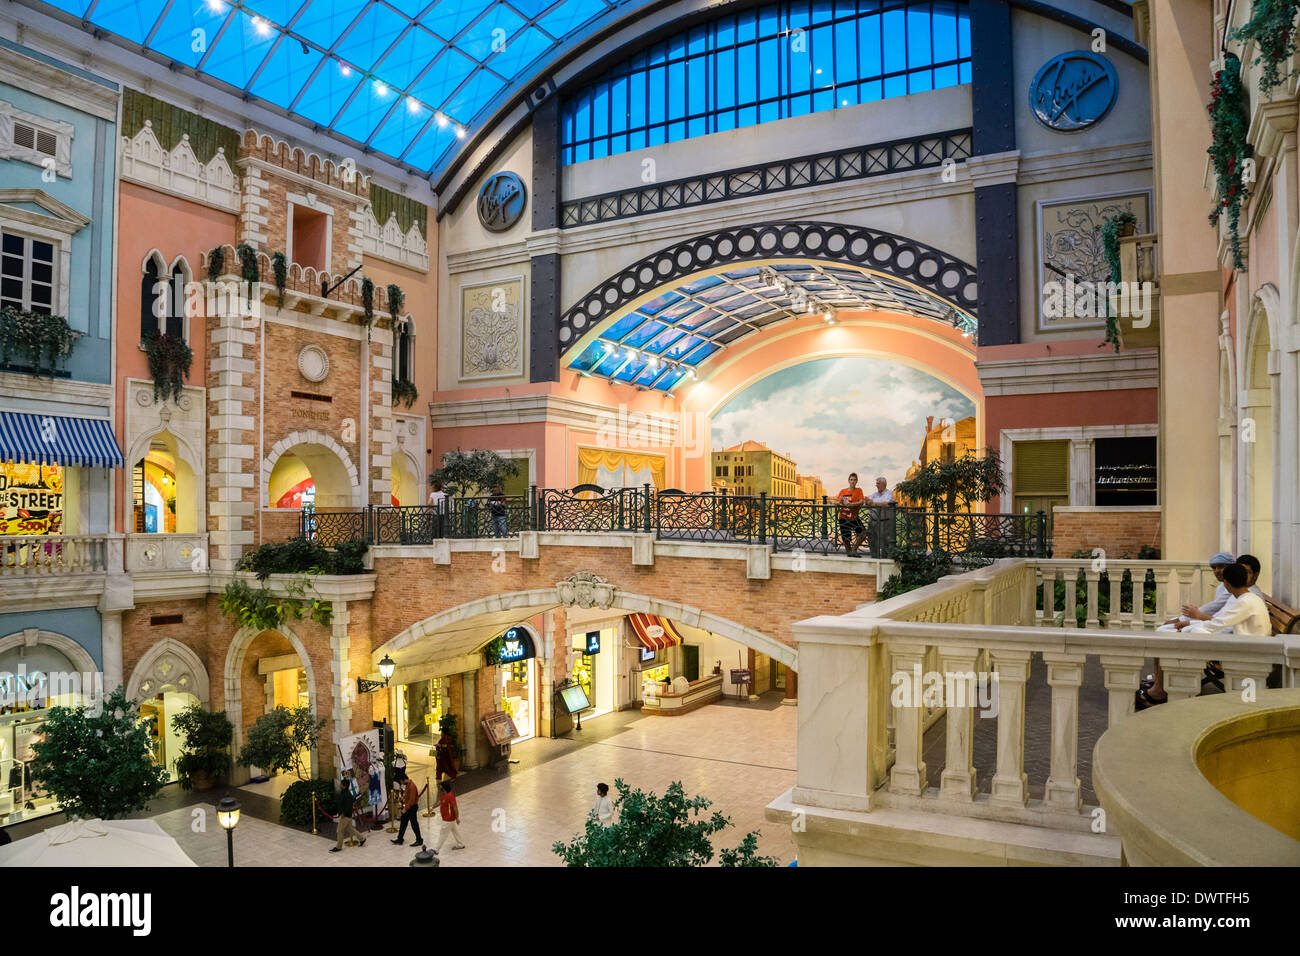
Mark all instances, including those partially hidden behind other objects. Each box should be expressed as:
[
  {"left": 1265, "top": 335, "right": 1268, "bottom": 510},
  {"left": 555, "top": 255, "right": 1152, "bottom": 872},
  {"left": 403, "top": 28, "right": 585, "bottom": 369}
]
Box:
[
  {"left": 866, "top": 476, "right": 895, "bottom": 557},
  {"left": 835, "top": 473, "right": 866, "bottom": 557},
  {"left": 1160, "top": 552, "right": 1233, "bottom": 628},
  {"left": 488, "top": 486, "right": 508, "bottom": 538}
]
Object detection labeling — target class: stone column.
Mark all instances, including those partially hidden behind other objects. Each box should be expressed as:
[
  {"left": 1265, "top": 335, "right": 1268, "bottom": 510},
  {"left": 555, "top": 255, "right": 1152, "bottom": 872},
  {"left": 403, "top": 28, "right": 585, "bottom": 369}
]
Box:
[
  {"left": 327, "top": 600, "right": 352, "bottom": 779},
  {"left": 889, "top": 645, "right": 929, "bottom": 796},
  {"left": 1100, "top": 654, "right": 1145, "bottom": 727},
  {"left": 98, "top": 610, "right": 123, "bottom": 695},
  {"left": 1043, "top": 653, "right": 1086, "bottom": 810},
  {"left": 783, "top": 667, "right": 797, "bottom": 705},
  {"left": 461, "top": 671, "right": 478, "bottom": 770},
  {"left": 938, "top": 649, "right": 979, "bottom": 801}
]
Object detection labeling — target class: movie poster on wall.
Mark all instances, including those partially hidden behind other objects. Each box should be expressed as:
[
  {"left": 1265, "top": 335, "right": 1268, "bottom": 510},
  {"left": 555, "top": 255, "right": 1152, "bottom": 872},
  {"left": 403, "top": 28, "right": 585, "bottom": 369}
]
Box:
[
  {"left": 336, "top": 729, "right": 387, "bottom": 821},
  {"left": 0, "top": 464, "right": 64, "bottom": 535}
]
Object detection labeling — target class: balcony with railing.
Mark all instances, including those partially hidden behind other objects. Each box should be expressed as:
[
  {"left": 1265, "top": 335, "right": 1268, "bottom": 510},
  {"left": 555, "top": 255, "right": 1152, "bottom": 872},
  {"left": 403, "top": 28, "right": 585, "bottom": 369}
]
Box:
[{"left": 771, "top": 556, "right": 1300, "bottom": 866}]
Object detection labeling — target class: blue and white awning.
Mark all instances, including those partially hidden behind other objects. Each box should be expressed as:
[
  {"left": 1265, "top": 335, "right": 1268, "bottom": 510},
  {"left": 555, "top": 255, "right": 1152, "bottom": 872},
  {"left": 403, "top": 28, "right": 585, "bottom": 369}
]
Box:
[{"left": 0, "top": 412, "right": 125, "bottom": 468}]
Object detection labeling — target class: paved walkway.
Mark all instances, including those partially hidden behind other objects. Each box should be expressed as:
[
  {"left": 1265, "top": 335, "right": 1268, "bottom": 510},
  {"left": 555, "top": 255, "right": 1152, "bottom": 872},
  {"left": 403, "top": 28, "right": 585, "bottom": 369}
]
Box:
[{"left": 156, "top": 696, "right": 797, "bottom": 866}]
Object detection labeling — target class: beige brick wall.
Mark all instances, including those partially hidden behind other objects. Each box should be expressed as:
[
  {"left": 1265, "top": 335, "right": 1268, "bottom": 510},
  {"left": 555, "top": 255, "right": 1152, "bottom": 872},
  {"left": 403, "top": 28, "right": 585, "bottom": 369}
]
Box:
[{"left": 1053, "top": 507, "right": 1163, "bottom": 558}]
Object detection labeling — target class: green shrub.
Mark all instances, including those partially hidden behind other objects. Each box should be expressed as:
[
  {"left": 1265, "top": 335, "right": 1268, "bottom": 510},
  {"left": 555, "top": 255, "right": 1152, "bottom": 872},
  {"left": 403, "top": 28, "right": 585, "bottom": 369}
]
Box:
[
  {"left": 171, "top": 704, "right": 234, "bottom": 790},
  {"left": 237, "top": 536, "right": 368, "bottom": 579},
  {"left": 280, "top": 778, "right": 337, "bottom": 828},
  {"left": 878, "top": 549, "right": 954, "bottom": 600}
]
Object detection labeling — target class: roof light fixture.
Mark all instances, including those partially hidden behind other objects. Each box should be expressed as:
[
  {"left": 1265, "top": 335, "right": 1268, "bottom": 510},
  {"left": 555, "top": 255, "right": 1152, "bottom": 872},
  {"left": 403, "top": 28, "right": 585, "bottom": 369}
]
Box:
[{"left": 252, "top": 17, "right": 271, "bottom": 37}]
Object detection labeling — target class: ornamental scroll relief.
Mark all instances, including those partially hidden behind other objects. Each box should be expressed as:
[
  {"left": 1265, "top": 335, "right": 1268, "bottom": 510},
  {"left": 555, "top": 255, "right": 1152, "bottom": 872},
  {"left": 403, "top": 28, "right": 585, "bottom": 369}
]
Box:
[
  {"left": 460, "top": 276, "right": 524, "bottom": 381},
  {"left": 555, "top": 571, "right": 616, "bottom": 610}
]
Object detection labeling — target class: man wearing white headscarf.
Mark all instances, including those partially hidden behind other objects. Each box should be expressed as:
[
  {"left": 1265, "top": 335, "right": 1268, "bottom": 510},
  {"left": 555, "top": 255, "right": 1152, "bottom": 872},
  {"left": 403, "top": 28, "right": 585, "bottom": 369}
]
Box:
[{"left": 1157, "top": 552, "right": 1234, "bottom": 631}]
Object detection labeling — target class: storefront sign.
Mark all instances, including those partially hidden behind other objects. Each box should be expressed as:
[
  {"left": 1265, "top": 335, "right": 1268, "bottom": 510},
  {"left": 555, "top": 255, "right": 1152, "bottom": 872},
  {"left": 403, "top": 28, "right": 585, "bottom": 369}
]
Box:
[
  {"left": 476, "top": 171, "right": 527, "bottom": 232},
  {"left": 497, "top": 626, "right": 536, "bottom": 664},
  {"left": 0, "top": 463, "right": 63, "bottom": 535},
  {"left": 585, "top": 631, "right": 600, "bottom": 655},
  {"left": 1030, "top": 51, "right": 1117, "bottom": 132}
]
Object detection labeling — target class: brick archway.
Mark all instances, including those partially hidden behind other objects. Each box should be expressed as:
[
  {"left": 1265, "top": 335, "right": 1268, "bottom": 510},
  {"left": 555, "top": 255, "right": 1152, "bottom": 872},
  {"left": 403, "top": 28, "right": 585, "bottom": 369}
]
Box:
[
  {"left": 376, "top": 586, "right": 796, "bottom": 671},
  {"left": 262, "top": 429, "right": 362, "bottom": 508},
  {"left": 223, "top": 623, "right": 319, "bottom": 783}
]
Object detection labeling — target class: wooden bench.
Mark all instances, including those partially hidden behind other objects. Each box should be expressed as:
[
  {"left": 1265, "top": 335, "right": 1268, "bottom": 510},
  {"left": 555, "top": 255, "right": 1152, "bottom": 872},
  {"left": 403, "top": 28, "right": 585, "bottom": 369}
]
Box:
[{"left": 1264, "top": 594, "right": 1300, "bottom": 635}]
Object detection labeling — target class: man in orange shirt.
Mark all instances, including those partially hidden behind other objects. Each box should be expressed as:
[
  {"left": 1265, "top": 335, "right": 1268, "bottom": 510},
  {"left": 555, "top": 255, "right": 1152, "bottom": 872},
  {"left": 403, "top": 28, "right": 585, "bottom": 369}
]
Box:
[{"left": 836, "top": 473, "right": 866, "bottom": 556}]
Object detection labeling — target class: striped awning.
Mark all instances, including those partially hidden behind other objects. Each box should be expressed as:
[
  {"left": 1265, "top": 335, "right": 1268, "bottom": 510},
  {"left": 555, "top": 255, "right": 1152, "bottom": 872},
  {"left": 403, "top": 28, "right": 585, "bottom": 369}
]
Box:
[
  {"left": 627, "top": 613, "right": 686, "bottom": 652},
  {"left": 0, "top": 412, "right": 124, "bottom": 468}
]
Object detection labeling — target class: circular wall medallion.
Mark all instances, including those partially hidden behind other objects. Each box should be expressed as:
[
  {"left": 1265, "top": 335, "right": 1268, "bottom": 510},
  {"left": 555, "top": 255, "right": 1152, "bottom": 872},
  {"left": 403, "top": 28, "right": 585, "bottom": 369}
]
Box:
[
  {"left": 1029, "top": 51, "right": 1118, "bottom": 132},
  {"left": 477, "top": 171, "right": 527, "bottom": 232},
  {"left": 298, "top": 345, "right": 330, "bottom": 382}
]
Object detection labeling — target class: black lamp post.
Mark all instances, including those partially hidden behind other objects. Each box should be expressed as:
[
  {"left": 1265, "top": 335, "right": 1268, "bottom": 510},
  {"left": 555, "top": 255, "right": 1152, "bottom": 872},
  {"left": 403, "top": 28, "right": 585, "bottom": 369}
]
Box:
[
  {"left": 357, "top": 653, "right": 396, "bottom": 695},
  {"left": 409, "top": 848, "right": 440, "bottom": 867},
  {"left": 216, "top": 793, "right": 241, "bottom": 868}
]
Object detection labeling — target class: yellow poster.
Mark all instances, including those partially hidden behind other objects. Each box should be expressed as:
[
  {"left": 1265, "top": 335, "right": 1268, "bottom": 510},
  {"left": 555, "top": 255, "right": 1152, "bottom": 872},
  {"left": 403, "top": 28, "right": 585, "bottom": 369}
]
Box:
[{"left": 0, "top": 463, "right": 64, "bottom": 535}]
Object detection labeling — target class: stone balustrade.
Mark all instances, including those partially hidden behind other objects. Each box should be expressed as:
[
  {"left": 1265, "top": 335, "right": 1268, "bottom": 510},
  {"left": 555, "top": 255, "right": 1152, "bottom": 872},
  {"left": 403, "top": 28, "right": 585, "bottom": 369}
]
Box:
[
  {"left": 1030, "top": 557, "right": 1216, "bottom": 629},
  {"left": 777, "top": 558, "right": 1300, "bottom": 865},
  {"left": 0, "top": 534, "right": 118, "bottom": 575},
  {"left": 125, "top": 533, "right": 209, "bottom": 573}
]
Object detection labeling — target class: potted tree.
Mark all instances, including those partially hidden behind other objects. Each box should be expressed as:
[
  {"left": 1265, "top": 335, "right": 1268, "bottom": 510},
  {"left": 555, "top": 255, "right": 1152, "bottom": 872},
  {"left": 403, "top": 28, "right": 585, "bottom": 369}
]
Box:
[{"left": 171, "top": 703, "right": 235, "bottom": 791}]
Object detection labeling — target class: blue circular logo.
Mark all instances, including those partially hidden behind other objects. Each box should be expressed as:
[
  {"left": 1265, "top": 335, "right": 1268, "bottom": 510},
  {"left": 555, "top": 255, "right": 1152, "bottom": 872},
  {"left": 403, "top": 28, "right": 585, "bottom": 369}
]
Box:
[
  {"left": 1030, "top": 52, "right": 1117, "bottom": 132},
  {"left": 477, "top": 171, "right": 527, "bottom": 232}
]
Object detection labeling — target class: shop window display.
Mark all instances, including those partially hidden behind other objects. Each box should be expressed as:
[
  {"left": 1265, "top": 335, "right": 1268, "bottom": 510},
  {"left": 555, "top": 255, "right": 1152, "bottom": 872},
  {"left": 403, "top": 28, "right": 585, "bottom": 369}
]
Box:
[
  {"left": 397, "top": 677, "right": 444, "bottom": 746},
  {"left": 0, "top": 644, "right": 83, "bottom": 826},
  {"left": 501, "top": 659, "right": 535, "bottom": 741}
]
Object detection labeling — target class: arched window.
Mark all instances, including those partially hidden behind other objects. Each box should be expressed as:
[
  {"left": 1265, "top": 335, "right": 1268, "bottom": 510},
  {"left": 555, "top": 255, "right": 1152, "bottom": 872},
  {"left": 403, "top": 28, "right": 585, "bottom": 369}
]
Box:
[
  {"left": 141, "top": 256, "right": 186, "bottom": 342},
  {"left": 561, "top": 0, "right": 972, "bottom": 164},
  {"left": 396, "top": 318, "right": 413, "bottom": 382}
]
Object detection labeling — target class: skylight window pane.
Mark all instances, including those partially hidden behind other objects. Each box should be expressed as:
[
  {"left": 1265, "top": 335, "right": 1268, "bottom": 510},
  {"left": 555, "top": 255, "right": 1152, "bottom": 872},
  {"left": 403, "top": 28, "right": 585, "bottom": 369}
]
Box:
[
  {"left": 535, "top": 0, "right": 607, "bottom": 40},
  {"left": 882, "top": 8, "right": 905, "bottom": 72},
  {"left": 204, "top": 11, "right": 280, "bottom": 90},
  {"left": 488, "top": 26, "right": 552, "bottom": 77},
  {"left": 249, "top": 39, "right": 324, "bottom": 106},
  {"left": 244, "top": 0, "right": 300, "bottom": 25},
  {"left": 428, "top": 0, "right": 494, "bottom": 40},
  {"left": 411, "top": 49, "right": 478, "bottom": 109},
  {"left": 334, "top": 2, "right": 408, "bottom": 71},
  {"left": 43, "top": 0, "right": 91, "bottom": 16},
  {"left": 461, "top": 5, "right": 527, "bottom": 62},
  {"left": 151, "top": 0, "right": 234, "bottom": 67},
  {"left": 295, "top": 0, "right": 369, "bottom": 50},
  {"left": 388, "top": 0, "right": 433, "bottom": 14},
  {"left": 370, "top": 99, "right": 432, "bottom": 155},
  {"left": 508, "top": 0, "right": 559, "bottom": 17},
  {"left": 443, "top": 69, "right": 505, "bottom": 121},
  {"left": 335, "top": 78, "right": 397, "bottom": 142},
  {"left": 405, "top": 120, "right": 458, "bottom": 169},
  {"left": 294, "top": 59, "right": 363, "bottom": 124},
  {"left": 377, "top": 28, "right": 444, "bottom": 91},
  {"left": 89, "top": 0, "right": 168, "bottom": 45}
]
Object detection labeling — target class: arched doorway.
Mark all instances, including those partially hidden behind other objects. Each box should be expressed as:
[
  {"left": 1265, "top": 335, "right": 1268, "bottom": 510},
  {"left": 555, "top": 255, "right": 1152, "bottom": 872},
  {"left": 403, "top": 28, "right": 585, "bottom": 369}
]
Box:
[
  {"left": 391, "top": 449, "right": 421, "bottom": 507},
  {"left": 129, "top": 430, "right": 200, "bottom": 534},
  {"left": 126, "top": 638, "right": 211, "bottom": 782},
  {"left": 223, "top": 624, "right": 319, "bottom": 788}
]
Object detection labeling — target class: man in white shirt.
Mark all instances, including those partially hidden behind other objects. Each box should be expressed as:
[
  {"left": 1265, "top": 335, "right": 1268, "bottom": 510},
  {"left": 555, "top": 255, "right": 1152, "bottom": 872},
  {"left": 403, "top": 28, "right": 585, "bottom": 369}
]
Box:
[
  {"left": 592, "top": 782, "right": 615, "bottom": 827},
  {"left": 865, "top": 476, "right": 894, "bottom": 557},
  {"left": 427, "top": 480, "right": 447, "bottom": 536},
  {"left": 867, "top": 476, "right": 894, "bottom": 506},
  {"left": 1160, "top": 551, "right": 1234, "bottom": 628}
]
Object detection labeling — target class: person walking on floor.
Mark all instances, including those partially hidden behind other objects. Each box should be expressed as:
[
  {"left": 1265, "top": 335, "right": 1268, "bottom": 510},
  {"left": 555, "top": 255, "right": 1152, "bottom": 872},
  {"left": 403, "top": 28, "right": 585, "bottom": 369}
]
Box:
[
  {"left": 391, "top": 771, "right": 430, "bottom": 849},
  {"left": 330, "top": 770, "right": 366, "bottom": 853},
  {"left": 435, "top": 780, "right": 466, "bottom": 852}
]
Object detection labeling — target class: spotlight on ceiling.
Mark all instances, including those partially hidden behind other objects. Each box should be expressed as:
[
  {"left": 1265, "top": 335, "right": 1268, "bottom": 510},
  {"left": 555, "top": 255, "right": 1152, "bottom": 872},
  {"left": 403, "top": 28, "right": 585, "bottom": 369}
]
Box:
[
  {"left": 455, "top": 126, "right": 466, "bottom": 139},
  {"left": 436, "top": 112, "right": 448, "bottom": 127}
]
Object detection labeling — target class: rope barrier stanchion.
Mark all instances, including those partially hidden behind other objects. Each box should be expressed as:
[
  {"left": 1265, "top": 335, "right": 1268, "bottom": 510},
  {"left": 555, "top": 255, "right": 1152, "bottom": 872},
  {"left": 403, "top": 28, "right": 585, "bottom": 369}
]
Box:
[
  {"left": 422, "top": 774, "right": 436, "bottom": 817},
  {"left": 387, "top": 788, "right": 401, "bottom": 833}
]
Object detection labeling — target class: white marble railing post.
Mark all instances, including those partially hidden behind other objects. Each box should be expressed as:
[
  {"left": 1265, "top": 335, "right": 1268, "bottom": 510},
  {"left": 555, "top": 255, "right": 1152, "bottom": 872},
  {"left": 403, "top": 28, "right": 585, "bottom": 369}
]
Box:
[
  {"left": 1151, "top": 568, "right": 1175, "bottom": 621},
  {"left": 1063, "top": 568, "right": 1079, "bottom": 627},
  {"left": 1162, "top": 659, "right": 1206, "bottom": 700},
  {"left": 1043, "top": 653, "right": 1086, "bottom": 810},
  {"left": 1132, "top": 572, "right": 1148, "bottom": 628},
  {"left": 1217, "top": 658, "right": 1276, "bottom": 697},
  {"left": 988, "top": 649, "right": 1032, "bottom": 807},
  {"left": 1084, "top": 568, "right": 1101, "bottom": 629},
  {"left": 938, "top": 647, "right": 979, "bottom": 801},
  {"left": 889, "top": 644, "right": 929, "bottom": 796},
  {"left": 1037, "top": 566, "right": 1055, "bottom": 625},
  {"left": 1100, "top": 654, "right": 1145, "bottom": 726}
]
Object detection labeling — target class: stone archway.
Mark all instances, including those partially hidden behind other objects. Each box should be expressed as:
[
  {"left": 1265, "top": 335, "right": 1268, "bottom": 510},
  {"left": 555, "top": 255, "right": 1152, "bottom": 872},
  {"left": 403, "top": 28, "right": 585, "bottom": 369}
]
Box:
[
  {"left": 223, "top": 624, "right": 319, "bottom": 783},
  {"left": 558, "top": 220, "right": 980, "bottom": 356},
  {"left": 263, "top": 429, "right": 361, "bottom": 508},
  {"left": 126, "top": 637, "right": 211, "bottom": 706},
  {"left": 1241, "top": 292, "right": 1279, "bottom": 591}
]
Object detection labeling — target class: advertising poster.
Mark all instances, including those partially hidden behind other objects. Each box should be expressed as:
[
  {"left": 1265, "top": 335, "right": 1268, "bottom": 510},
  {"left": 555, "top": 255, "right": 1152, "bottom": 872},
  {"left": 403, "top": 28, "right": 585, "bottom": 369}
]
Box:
[
  {"left": 0, "top": 463, "right": 63, "bottom": 535},
  {"left": 336, "top": 728, "right": 386, "bottom": 821}
]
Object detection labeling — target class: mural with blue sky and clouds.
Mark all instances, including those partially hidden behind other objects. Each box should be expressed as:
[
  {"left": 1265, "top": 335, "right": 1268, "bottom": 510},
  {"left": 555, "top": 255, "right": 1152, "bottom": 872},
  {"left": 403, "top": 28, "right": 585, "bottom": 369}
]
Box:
[{"left": 710, "top": 357, "right": 976, "bottom": 490}]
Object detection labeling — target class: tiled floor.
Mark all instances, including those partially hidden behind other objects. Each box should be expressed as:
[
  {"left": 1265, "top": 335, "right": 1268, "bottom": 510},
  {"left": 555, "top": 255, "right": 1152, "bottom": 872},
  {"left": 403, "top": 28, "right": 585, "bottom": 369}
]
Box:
[{"left": 156, "top": 696, "right": 798, "bottom": 867}]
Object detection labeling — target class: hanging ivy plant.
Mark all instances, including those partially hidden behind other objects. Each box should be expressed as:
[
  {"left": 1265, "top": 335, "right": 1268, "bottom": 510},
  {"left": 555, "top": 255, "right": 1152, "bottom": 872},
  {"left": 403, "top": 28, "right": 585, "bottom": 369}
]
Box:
[
  {"left": 271, "top": 251, "right": 288, "bottom": 308},
  {"left": 207, "top": 246, "right": 226, "bottom": 281},
  {"left": 360, "top": 276, "right": 375, "bottom": 326},
  {"left": 142, "top": 330, "right": 194, "bottom": 404},
  {"left": 1231, "top": 0, "right": 1300, "bottom": 95},
  {"left": 1207, "top": 54, "right": 1253, "bottom": 271},
  {"left": 236, "top": 243, "right": 259, "bottom": 307},
  {"left": 392, "top": 378, "right": 418, "bottom": 409},
  {"left": 219, "top": 576, "right": 332, "bottom": 632},
  {"left": 1098, "top": 210, "right": 1137, "bottom": 353},
  {"left": 0, "top": 307, "right": 80, "bottom": 376},
  {"left": 386, "top": 282, "right": 405, "bottom": 324}
]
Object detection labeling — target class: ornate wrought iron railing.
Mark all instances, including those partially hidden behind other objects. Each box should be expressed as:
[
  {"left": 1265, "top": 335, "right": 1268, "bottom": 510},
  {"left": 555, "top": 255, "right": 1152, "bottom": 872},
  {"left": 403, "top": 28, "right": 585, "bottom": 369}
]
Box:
[
  {"left": 301, "top": 487, "right": 1050, "bottom": 558},
  {"left": 560, "top": 129, "right": 973, "bottom": 227}
]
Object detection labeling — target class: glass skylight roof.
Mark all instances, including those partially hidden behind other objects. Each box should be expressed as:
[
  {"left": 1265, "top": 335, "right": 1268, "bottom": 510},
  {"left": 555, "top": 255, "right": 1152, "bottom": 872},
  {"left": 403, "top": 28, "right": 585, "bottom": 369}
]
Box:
[
  {"left": 566, "top": 263, "right": 977, "bottom": 392},
  {"left": 38, "top": 0, "right": 627, "bottom": 175}
]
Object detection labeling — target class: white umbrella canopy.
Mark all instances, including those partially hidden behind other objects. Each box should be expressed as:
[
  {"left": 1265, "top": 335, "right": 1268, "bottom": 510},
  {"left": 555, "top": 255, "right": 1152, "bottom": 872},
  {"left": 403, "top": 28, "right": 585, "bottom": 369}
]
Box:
[{"left": 0, "top": 817, "right": 197, "bottom": 867}]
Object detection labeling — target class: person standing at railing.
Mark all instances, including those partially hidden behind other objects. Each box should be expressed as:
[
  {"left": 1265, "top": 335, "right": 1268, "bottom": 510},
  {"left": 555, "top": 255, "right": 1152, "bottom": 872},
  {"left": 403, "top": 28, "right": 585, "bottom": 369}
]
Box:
[
  {"left": 428, "top": 480, "right": 447, "bottom": 537},
  {"left": 488, "top": 485, "right": 508, "bottom": 537},
  {"left": 835, "top": 473, "right": 866, "bottom": 557},
  {"left": 866, "top": 476, "right": 894, "bottom": 557}
]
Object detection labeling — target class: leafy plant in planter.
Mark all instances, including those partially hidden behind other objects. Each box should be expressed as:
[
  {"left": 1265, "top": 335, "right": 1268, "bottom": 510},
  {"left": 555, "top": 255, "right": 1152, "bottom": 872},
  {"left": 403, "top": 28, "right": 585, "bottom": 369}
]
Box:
[
  {"left": 361, "top": 276, "right": 375, "bottom": 326},
  {"left": 207, "top": 245, "right": 226, "bottom": 281},
  {"left": 237, "top": 536, "right": 368, "bottom": 579},
  {"left": 1207, "top": 54, "right": 1253, "bottom": 271},
  {"left": 1099, "top": 210, "right": 1137, "bottom": 353},
  {"left": 280, "top": 777, "right": 336, "bottom": 827},
  {"left": 29, "top": 687, "right": 169, "bottom": 820},
  {"left": 271, "top": 251, "right": 288, "bottom": 308},
  {"left": 0, "top": 306, "right": 79, "bottom": 376},
  {"left": 219, "top": 576, "right": 333, "bottom": 631},
  {"left": 386, "top": 283, "right": 405, "bottom": 324},
  {"left": 1231, "top": 0, "right": 1300, "bottom": 95},
  {"left": 236, "top": 705, "right": 326, "bottom": 781},
  {"left": 171, "top": 704, "right": 234, "bottom": 790},
  {"left": 552, "top": 779, "right": 779, "bottom": 867},
  {"left": 391, "top": 377, "right": 418, "bottom": 409},
  {"left": 430, "top": 447, "right": 520, "bottom": 497},
  {"left": 142, "top": 330, "right": 193, "bottom": 403},
  {"left": 237, "top": 242, "right": 259, "bottom": 305},
  {"left": 877, "top": 548, "right": 955, "bottom": 600}
]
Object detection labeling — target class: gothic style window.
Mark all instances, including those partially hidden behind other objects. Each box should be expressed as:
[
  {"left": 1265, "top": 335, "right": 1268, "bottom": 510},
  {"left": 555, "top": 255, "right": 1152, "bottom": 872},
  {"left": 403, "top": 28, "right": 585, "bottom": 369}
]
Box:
[
  {"left": 141, "top": 257, "right": 186, "bottom": 341},
  {"left": 561, "top": 0, "right": 972, "bottom": 164}
]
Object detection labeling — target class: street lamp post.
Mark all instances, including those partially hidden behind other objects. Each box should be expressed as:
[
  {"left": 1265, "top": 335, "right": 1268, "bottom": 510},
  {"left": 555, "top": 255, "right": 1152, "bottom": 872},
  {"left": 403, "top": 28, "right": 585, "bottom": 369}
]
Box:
[
  {"left": 216, "top": 793, "right": 241, "bottom": 868},
  {"left": 357, "top": 653, "right": 397, "bottom": 695}
]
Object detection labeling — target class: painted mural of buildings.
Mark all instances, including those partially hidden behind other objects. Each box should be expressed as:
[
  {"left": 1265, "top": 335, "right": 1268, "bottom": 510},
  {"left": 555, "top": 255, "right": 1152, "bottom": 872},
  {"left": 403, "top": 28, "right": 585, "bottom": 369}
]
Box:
[{"left": 711, "top": 440, "right": 798, "bottom": 498}]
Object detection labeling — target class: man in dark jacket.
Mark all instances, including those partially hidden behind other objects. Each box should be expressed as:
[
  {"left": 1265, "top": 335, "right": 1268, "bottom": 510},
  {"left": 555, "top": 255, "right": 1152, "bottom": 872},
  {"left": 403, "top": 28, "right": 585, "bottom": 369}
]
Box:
[
  {"left": 391, "top": 771, "right": 429, "bottom": 849},
  {"left": 330, "top": 770, "right": 366, "bottom": 852}
]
